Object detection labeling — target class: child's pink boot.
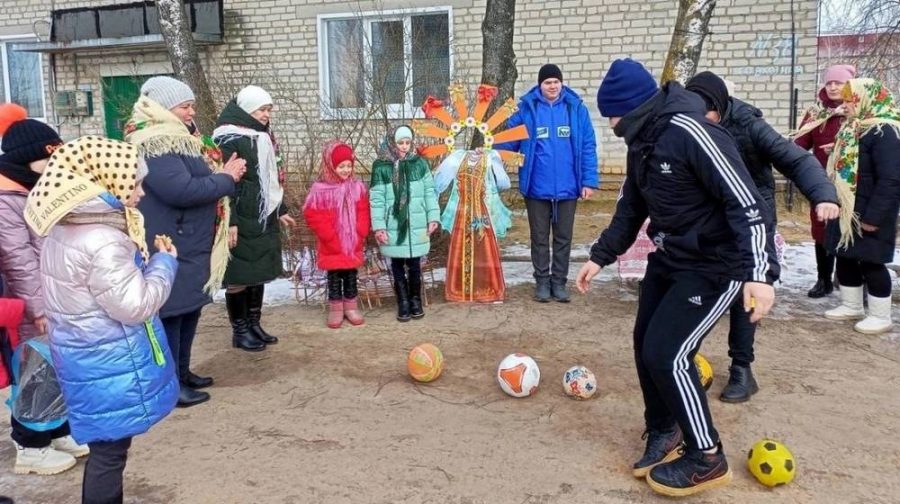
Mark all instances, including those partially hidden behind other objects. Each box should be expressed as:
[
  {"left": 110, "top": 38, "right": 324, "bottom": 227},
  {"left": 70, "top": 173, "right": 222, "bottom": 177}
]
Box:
[
  {"left": 343, "top": 297, "right": 365, "bottom": 326},
  {"left": 327, "top": 300, "right": 344, "bottom": 329}
]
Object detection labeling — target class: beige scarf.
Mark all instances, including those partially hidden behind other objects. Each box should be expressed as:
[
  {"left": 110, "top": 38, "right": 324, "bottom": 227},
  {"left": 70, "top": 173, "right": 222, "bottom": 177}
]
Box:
[{"left": 125, "top": 96, "right": 232, "bottom": 294}]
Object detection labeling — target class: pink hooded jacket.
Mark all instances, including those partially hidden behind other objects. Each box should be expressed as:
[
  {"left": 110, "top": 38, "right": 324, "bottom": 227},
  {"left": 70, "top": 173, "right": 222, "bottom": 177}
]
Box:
[{"left": 0, "top": 173, "right": 44, "bottom": 340}]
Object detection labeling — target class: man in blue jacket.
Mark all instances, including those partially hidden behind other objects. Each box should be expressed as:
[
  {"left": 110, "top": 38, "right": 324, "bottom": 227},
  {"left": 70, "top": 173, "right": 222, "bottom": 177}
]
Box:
[{"left": 496, "top": 64, "right": 599, "bottom": 302}]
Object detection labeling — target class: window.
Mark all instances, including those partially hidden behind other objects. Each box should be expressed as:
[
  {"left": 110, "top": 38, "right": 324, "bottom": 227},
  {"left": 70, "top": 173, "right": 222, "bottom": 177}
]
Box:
[
  {"left": 319, "top": 8, "right": 452, "bottom": 118},
  {"left": 51, "top": 1, "right": 224, "bottom": 43},
  {"left": 1, "top": 38, "right": 45, "bottom": 119}
]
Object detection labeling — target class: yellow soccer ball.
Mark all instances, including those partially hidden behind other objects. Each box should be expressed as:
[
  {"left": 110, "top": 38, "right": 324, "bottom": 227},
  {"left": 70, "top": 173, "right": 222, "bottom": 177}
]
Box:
[
  {"left": 747, "top": 439, "right": 797, "bottom": 487},
  {"left": 694, "top": 353, "right": 713, "bottom": 391}
]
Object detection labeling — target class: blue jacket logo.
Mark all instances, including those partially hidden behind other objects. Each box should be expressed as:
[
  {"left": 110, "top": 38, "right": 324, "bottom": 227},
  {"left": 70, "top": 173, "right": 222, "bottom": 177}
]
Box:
[{"left": 536, "top": 127, "right": 549, "bottom": 139}]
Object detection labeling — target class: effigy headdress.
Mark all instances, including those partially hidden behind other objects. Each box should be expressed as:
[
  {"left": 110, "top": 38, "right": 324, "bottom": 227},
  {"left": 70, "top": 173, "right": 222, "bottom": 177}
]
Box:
[{"left": 413, "top": 83, "right": 529, "bottom": 168}]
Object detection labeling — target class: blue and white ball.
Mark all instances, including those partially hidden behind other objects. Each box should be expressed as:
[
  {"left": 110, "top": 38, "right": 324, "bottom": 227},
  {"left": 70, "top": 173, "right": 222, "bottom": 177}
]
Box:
[{"left": 562, "top": 365, "right": 597, "bottom": 400}]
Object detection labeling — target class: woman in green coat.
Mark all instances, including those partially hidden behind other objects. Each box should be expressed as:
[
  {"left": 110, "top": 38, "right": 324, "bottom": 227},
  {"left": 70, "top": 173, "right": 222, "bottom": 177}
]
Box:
[
  {"left": 370, "top": 125, "right": 440, "bottom": 322},
  {"left": 213, "top": 86, "right": 295, "bottom": 351}
]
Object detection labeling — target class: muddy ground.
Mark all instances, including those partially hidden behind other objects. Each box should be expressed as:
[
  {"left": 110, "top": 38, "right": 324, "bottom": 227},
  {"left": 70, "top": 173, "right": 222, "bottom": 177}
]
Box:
[{"left": 2, "top": 198, "right": 899, "bottom": 504}]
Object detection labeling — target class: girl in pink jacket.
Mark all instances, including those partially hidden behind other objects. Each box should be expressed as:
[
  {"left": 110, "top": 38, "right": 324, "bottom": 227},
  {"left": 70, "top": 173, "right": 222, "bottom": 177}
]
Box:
[{"left": 0, "top": 103, "right": 88, "bottom": 475}]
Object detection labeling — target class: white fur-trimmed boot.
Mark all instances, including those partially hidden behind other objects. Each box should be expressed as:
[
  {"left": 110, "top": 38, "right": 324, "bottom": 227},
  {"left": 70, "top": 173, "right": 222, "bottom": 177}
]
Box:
[
  {"left": 824, "top": 285, "right": 865, "bottom": 321},
  {"left": 854, "top": 295, "right": 894, "bottom": 335}
]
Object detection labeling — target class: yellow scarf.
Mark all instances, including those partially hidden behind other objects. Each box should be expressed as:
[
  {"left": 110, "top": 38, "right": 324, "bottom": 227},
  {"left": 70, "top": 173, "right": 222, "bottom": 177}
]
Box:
[
  {"left": 24, "top": 136, "right": 149, "bottom": 259},
  {"left": 125, "top": 96, "right": 233, "bottom": 294}
]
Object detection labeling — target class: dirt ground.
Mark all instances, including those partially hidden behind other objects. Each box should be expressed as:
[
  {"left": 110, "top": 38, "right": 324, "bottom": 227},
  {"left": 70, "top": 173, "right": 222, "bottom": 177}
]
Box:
[{"left": 2, "top": 197, "right": 900, "bottom": 504}]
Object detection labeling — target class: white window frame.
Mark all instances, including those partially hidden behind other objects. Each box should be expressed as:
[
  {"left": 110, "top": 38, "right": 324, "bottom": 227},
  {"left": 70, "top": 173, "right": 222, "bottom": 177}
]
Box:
[
  {"left": 0, "top": 35, "right": 47, "bottom": 122},
  {"left": 316, "top": 6, "right": 454, "bottom": 120}
]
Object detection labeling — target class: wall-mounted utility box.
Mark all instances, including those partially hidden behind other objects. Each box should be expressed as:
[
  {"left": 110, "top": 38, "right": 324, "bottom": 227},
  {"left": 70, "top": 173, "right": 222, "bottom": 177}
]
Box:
[{"left": 55, "top": 90, "right": 93, "bottom": 116}]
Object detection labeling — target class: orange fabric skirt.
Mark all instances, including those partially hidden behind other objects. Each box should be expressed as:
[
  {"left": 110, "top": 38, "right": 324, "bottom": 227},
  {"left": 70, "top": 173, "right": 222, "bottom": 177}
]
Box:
[{"left": 445, "top": 199, "right": 506, "bottom": 303}]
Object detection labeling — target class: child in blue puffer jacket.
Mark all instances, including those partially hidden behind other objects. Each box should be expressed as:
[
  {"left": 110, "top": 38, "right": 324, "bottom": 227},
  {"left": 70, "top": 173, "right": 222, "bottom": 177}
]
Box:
[{"left": 24, "top": 136, "right": 179, "bottom": 504}]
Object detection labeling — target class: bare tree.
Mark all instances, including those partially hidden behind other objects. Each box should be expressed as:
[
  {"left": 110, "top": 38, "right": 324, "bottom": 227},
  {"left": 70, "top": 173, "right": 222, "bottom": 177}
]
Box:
[
  {"left": 820, "top": 0, "right": 900, "bottom": 91},
  {"left": 481, "top": 0, "right": 518, "bottom": 114},
  {"left": 156, "top": 0, "right": 218, "bottom": 132},
  {"left": 660, "top": 0, "right": 718, "bottom": 84}
]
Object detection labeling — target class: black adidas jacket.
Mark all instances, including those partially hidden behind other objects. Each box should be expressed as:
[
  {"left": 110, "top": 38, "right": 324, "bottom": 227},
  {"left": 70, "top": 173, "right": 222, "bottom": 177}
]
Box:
[{"left": 590, "top": 83, "right": 777, "bottom": 284}]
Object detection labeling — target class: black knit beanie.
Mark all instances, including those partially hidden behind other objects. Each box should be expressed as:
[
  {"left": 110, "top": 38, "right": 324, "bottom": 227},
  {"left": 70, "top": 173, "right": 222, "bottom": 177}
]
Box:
[
  {"left": 685, "top": 71, "right": 729, "bottom": 116},
  {"left": 538, "top": 64, "right": 563, "bottom": 84},
  {"left": 0, "top": 104, "right": 62, "bottom": 166}
]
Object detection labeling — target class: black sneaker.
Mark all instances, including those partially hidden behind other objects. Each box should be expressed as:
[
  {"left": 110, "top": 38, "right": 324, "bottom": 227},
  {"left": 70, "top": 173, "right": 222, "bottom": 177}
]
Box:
[
  {"left": 646, "top": 443, "right": 732, "bottom": 497},
  {"left": 632, "top": 426, "right": 684, "bottom": 478},
  {"left": 719, "top": 365, "right": 759, "bottom": 403}
]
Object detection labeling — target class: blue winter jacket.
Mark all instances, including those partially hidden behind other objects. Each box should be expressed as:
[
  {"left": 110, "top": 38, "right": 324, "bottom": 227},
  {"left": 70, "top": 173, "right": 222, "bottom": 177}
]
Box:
[
  {"left": 495, "top": 85, "right": 599, "bottom": 199},
  {"left": 139, "top": 153, "right": 234, "bottom": 318},
  {"left": 40, "top": 198, "right": 179, "bottom": 444}
]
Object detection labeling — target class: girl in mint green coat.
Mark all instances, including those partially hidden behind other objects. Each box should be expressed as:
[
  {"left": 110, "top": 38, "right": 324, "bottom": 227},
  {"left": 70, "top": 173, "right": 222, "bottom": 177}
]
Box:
[{"left": 370, "top": 126, "right": 440, "bottom": 322}]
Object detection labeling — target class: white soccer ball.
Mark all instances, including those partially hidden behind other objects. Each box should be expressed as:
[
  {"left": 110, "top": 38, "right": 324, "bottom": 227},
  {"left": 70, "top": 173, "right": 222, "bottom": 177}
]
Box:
[
  {"left": 562, "top": 365, "right": 597, "bottom": 400},
  {"left": 497, "top": 353, "right": 541, "bottom": 398}
]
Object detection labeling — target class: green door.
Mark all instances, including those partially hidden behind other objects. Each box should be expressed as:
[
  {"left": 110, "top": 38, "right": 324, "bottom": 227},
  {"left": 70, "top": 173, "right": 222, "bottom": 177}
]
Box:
[{"left": 102, "top": 75, "right": 158, "bottom": 140}]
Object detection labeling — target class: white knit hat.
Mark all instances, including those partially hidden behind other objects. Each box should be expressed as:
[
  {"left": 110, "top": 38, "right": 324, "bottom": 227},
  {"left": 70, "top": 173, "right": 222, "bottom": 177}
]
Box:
[
  {"left": 140, "top": 76, "right": 195, "bottom": 110},
  {"left": 236, "top": 85, "right": 274, "bottom": 115}
]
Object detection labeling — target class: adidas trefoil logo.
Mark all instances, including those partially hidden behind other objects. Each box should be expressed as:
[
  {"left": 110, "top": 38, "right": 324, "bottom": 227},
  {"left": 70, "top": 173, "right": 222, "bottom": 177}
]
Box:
[
  {"left": 688, "top": 295, "right": 702, "bottom": 306},
  {"left": 660, "top": 162, "right": 672, "bottom": 174},
  {"left": 745, "top": 208, "right": 762, "bottom": 222}
]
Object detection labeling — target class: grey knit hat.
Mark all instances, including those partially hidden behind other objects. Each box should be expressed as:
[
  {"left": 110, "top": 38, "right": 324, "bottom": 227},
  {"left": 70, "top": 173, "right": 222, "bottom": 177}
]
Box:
[{"left": 140, "top": 76, "right": 195, "bottom": 110}]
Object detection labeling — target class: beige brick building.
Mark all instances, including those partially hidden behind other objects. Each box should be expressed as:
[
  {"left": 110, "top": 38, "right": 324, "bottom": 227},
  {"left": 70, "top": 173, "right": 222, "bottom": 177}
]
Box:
[{"left": 0, "top": 0, "right": 821, "bottom": 177}]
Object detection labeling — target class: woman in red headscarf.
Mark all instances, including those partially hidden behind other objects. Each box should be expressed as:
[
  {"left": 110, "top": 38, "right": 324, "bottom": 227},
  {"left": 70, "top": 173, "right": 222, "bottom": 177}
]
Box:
[
  {"left": 303, "top": 141, "right": 370, "bottom": 329},
  {"left": 795, "top": 64, "right": 856, "bottom": 298}
]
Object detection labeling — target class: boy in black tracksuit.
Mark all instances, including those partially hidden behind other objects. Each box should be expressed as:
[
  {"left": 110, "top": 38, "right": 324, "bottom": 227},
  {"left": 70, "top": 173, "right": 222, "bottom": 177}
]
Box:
[
  {"left": 580, "top": 59, "right": 776, "bottom": 497},
  {"left": 686, "top": 71, "right": 840, "bottom": 403}
]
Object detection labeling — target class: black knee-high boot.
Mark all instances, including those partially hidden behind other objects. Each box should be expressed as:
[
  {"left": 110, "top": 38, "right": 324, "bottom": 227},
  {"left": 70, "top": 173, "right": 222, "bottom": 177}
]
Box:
[
  {"left": 247, "top": 285, "right": 278, "bottom": 344},
  {"left": 226, "top": 290, "right": 265, "bottom": 352},
  {"left": 408, "top": 267, "right": 424, "bottom": 319},
  {"left": 391, "top": 264, "right": 411, "bottom": 322},
  {"left": 808, "top": 244, "right": 834, "bottom": 298}
]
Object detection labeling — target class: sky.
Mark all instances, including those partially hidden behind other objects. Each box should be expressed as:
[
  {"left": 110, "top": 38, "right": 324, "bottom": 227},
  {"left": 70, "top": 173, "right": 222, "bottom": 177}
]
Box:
[{"left": 818, "top": 0, "right": 900, "bottom": 34}]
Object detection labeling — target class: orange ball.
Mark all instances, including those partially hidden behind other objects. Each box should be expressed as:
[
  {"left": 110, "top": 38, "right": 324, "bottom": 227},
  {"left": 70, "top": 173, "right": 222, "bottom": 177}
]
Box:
[{"left": 407, "top": 343, "right": 444, "bottom": 382}]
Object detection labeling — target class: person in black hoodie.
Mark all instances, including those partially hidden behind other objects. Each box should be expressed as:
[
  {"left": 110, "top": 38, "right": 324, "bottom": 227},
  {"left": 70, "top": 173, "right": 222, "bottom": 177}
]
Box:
[
  {"left": 577, "top": 59, "right": 776, "bottom": 497},
  {"left": 685, "top": 72, "right": 840, "bottom": 403}
]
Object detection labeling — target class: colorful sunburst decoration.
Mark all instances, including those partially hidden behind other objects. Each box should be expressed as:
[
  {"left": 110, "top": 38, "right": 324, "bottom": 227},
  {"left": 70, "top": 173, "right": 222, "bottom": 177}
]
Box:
[{"left": 413, "top": 83, "right": 529, "bottom": 168}]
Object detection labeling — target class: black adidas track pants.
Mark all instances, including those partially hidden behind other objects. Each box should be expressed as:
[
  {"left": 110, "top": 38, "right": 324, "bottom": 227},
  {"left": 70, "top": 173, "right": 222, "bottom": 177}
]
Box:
[{"left": 633, "top": 254, "right": 741, "bottom": 451}]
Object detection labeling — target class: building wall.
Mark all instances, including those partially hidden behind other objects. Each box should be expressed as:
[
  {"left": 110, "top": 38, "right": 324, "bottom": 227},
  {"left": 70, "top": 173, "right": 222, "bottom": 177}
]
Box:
[{"left": 0, "top": 0, "right": 820, "bottom": 176}]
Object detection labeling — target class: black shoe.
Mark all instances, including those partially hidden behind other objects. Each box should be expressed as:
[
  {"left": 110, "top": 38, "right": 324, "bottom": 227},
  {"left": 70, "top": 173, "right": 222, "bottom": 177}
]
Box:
[
  {"left": 394, "top": 276, "right": 411, "bottom": 322},
  {"left": 633, "top": 426, "right": 684, "bottom": 478},
  {"left": 226, "top": 291, "right": 266, "bottom": 352},
  {"left": 534, "top": 279, "right": 551, "bottom": 303},
  {"left": 408, "top": 272, "right": 425, "bottom": 319},
  {"left": 184, "top": 371, "right": 213, "bottom": 389},
  {"left": 807, "top": 279, "right": 834, "bottom": 298},
  {"left": 719, "top": 365, "right": 759, "bottom": 403},
  {"left": 551, "top": 279, "right": 570, "bottom": 303},
  {"left": 177, "top": 385, "right": 210, "bottom": 408},
  {"left": 646, "top": 443, "right": 732, "bottom": 497},
  {"left": 247, "top": 285, "right": 279, "bottom": 344},
  {"left": 0, "top": 496, "right": 15, "bottom": 504}
]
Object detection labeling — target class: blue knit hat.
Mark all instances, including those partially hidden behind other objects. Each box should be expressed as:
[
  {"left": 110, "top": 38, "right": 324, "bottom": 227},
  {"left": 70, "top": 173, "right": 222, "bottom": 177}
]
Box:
[{"left": 596, "top": 58, "right": 659, "bottom": 118}]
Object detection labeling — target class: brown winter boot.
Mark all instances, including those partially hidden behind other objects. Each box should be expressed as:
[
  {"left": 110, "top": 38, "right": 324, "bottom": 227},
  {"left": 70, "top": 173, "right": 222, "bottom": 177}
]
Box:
[
  {"left": 327, "top": 300, "right": 344, "bottom": 329},
  {"left": 343, "top": 297, "right": 365, "bottom": 326}
]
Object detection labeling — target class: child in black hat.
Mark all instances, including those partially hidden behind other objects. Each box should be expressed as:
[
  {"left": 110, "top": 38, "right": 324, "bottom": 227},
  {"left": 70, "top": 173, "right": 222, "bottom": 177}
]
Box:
[{"left": 0, "top": 103, "right": 89, "bottom": 475}]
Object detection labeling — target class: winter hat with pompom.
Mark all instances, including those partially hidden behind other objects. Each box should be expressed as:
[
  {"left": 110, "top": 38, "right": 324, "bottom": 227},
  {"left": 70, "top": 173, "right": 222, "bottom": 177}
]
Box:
[{"left": 0, "top": 103, "right": 63, "bottom": 166}]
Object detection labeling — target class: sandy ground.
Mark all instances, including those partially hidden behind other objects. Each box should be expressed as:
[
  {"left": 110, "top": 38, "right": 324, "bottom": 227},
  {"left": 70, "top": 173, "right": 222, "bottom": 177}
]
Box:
[{"left": 2, "top": 199, "right": 900, "bottom": 504}]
